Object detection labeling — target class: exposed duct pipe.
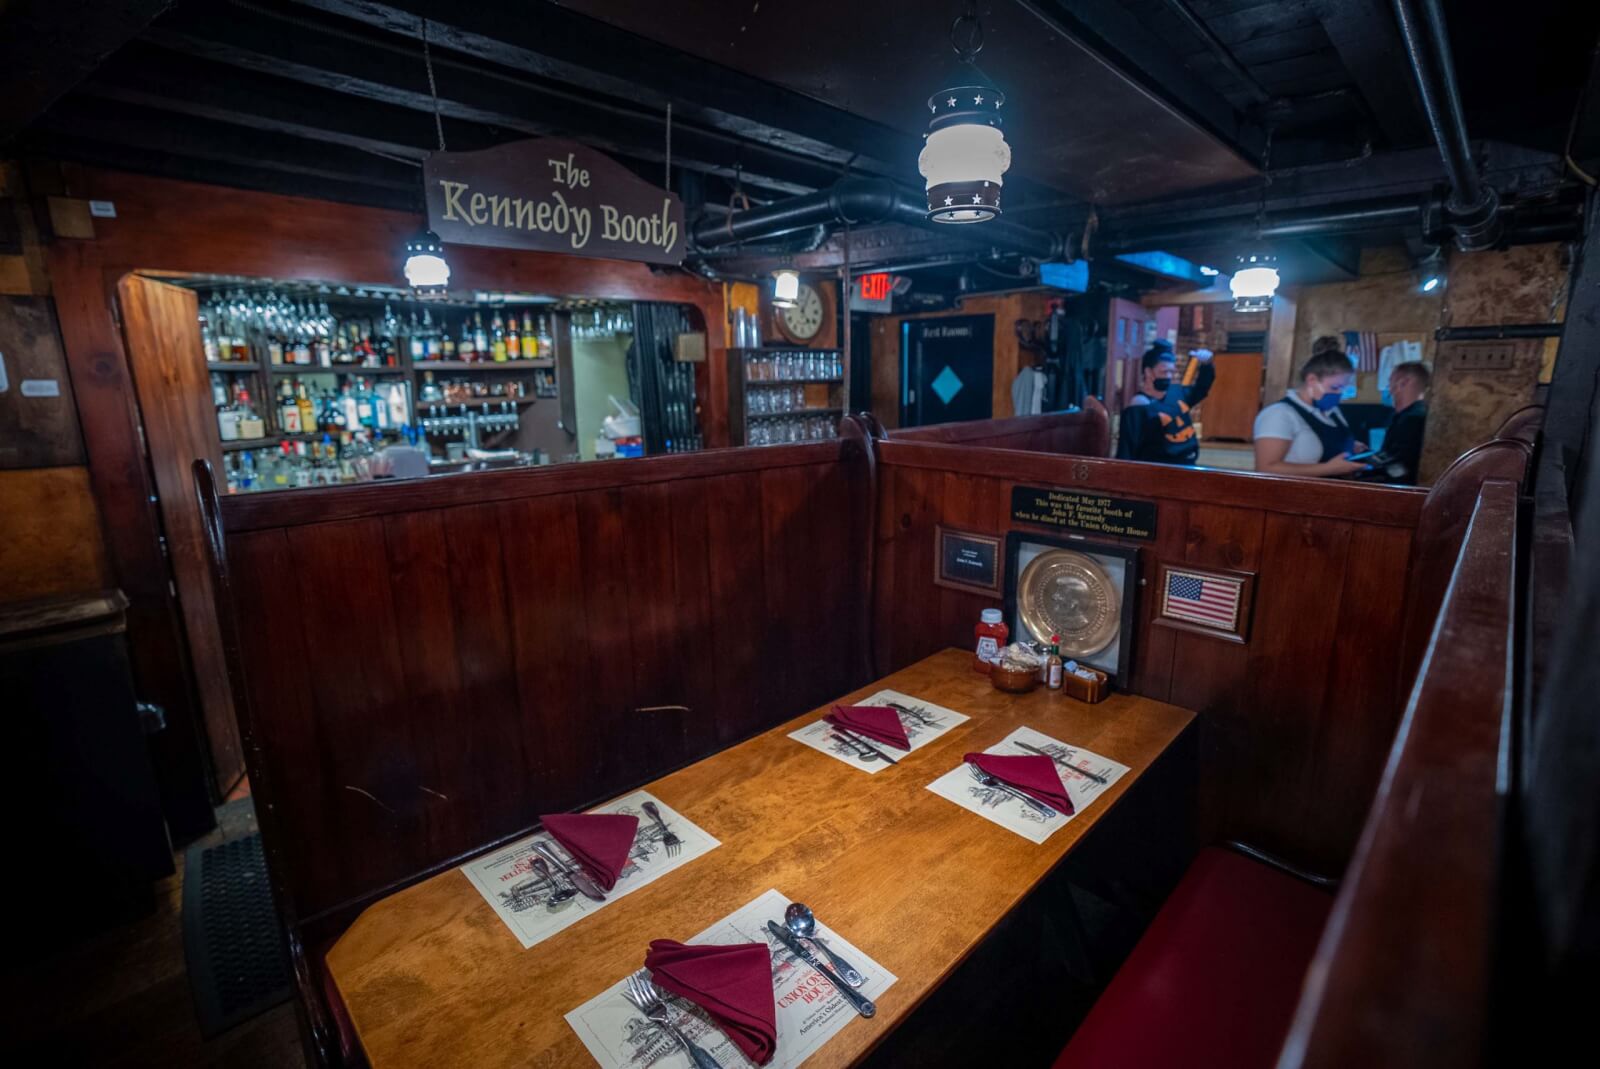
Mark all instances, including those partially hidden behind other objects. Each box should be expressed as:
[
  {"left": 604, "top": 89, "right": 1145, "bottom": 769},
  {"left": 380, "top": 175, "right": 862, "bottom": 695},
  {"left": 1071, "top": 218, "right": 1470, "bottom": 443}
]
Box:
[
  {"left": 1098, "top": 194, "right": 1436, "bottom": 252},
  {"left": 1393, "top": 0, "right": 1502, "bottom": 248},
  {"left": 692, "top": 176, "right": 1066, "bottom": 262}
]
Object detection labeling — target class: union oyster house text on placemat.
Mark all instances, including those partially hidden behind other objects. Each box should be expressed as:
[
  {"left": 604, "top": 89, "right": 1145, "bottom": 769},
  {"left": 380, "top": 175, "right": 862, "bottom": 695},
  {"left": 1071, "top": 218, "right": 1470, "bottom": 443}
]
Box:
[{"left": 424, "top": 138, "right": 685, "bottom": 265}]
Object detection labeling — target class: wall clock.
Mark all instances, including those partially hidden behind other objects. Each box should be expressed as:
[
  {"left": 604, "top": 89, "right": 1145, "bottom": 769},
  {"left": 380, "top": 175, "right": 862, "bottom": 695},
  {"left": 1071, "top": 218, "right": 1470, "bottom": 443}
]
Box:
[{"left": 774, "top": 282, "right": 828, "bottom": 343}]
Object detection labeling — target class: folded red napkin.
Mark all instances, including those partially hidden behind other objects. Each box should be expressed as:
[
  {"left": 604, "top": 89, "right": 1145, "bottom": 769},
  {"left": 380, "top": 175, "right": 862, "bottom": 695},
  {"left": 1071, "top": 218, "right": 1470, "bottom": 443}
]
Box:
[
  {"left": 826, "top": 704, "right": 911, "bottom": 750},
  {"left": 644, "top": 939, "right": 778, "bottom": 1065},
  {"left": 964, "top": 752, "right": 1075, "bottom": 814},
  {"left": 540, "top": 812, "right": 639, "bottom": 891}
]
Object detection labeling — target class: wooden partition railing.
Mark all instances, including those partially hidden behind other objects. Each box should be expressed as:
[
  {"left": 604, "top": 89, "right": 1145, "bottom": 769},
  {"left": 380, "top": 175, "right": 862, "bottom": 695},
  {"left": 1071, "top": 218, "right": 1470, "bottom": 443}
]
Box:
[
  {"left": 196, "top": 441, "right": 871, "bottom": 1020},
  {"left": 865, "top": 438, "right": 1522, "bottom": 873},
  {"left": 1278, "top": 478, "right": 1518, "bottom": 1069},
  {"left": 886, "top": 397, "right": 1111, "bottom": 456}
]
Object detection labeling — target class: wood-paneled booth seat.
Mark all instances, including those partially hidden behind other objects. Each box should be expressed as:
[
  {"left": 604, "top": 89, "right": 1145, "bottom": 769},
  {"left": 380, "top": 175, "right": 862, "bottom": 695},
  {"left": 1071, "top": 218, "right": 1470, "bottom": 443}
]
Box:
[
  {"left": 196, "top": 414, "right": 1528, "bottom": 1065},
  {"left": 884, "top": 396, "right": 1111, "bottom": 456}
]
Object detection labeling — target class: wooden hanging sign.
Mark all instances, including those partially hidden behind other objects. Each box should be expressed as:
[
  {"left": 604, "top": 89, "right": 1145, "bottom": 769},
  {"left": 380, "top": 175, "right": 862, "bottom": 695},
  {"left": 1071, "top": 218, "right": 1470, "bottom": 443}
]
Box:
[{"left": 423, "top": 138, "right": 686, "bottom": 265}]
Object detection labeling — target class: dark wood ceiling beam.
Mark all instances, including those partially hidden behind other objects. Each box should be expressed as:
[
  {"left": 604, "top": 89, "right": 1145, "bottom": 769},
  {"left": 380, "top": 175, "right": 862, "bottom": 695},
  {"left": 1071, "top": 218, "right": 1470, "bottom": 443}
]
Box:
[
  {"left": 284, "top": 0, "right": 916, "bottom": 179},
  {"left": 22, "top": 133, "right": 420, "bottom": 213},
  {"left": 34, "top": 99, "right": 422, "bottom": 193},
  {"left": 145, "top": 4, "right": 832, "bottom": 196},
  {"left": 1310, "top": 0, "right": 1429, "bottom": 146},
  {"left": 1013, "top": 0, "right": 1266, "bottom": 162},
  {"left": 0, "top": 0, "right": 176, "bottom": 142}
]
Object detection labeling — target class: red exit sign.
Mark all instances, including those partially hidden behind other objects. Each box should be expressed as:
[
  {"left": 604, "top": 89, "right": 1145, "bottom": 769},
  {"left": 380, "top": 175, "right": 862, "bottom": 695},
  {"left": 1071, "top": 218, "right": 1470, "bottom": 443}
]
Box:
[{"left": 858, "top": 272, "right": 892, "bottom": 301}]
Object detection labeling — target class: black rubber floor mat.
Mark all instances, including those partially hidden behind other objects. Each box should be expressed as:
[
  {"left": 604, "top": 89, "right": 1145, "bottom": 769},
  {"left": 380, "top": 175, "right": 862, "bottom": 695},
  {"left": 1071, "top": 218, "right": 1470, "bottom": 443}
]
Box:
[{"left": 182, "top": 831, "right": 291, "bottom": 1038}]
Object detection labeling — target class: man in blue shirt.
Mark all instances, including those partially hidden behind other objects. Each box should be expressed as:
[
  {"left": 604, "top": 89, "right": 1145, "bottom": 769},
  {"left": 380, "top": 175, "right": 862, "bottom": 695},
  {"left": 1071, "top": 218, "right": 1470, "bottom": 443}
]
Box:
[{"left": 1116, "top": 345, "right": 1215, "bottom": 465}]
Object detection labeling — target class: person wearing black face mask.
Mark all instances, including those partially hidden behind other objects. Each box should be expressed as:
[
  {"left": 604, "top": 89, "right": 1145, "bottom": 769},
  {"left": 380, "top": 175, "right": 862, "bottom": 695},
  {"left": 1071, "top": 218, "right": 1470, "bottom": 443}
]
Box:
[
  {"left": 1115, "top": 344, "right": 1215, "bottom": 465},
  {"left": 1252, "top": 347, "right": 1370, "bottom": 478}
]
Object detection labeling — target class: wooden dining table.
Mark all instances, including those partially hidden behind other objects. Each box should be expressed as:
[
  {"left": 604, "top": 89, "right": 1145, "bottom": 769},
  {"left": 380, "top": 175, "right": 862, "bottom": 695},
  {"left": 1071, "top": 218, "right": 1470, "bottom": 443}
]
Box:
[{"left": 326, "top": 648, "right": 1196, "bottom": 1067}]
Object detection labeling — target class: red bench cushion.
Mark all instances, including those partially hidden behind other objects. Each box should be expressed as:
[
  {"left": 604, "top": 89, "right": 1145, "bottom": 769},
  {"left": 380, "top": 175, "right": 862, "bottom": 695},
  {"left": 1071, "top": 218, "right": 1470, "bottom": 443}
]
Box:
[{"left": 1053, "top": 847, "right": 1333, "bottom": 1069}]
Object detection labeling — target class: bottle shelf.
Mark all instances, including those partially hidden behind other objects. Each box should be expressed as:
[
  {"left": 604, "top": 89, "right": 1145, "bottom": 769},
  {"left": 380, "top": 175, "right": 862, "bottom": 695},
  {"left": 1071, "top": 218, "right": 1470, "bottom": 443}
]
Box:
[
  {"left": 220, "top": 433, "right": 321, "bottom": 452},
  {"left": 413, "top": 360, "right": 554, "bottom": 371},
  {"left": 745, "top": 377, "right": 844, "bottom": 386},
  {"left": 416, "top": 398, "right": 538, "bottom": 408},
  {"left": 269, "top": 365, "right": 408, "bottom": 376},
  {"left": 207, "top": 361, "right": 260, "bottom": 372},
  {"left": 746, "top": 407, "right": 844, "bottom": 420}
]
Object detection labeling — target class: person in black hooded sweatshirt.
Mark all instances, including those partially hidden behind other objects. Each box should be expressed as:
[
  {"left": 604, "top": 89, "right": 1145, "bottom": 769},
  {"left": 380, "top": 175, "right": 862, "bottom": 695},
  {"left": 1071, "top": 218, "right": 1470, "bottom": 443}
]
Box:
[{"left": 1116, "top": 344, "right": 1215, "bottom": 465}]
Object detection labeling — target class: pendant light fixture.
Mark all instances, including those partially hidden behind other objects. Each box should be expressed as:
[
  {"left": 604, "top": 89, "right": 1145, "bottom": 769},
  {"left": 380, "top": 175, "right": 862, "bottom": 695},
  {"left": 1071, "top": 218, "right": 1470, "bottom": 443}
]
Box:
[
  {"left": 919, "top": 3, "right": 1011, "bottom": 224},
  {"left": 1229, "top": 253, "right": 1279, "bottom": 312},
  {"left": 772, "top": 267, "right": 801, "bottom": 309},
  {"left": 405, "top": 17, "right": 451, "bottom": 296}
]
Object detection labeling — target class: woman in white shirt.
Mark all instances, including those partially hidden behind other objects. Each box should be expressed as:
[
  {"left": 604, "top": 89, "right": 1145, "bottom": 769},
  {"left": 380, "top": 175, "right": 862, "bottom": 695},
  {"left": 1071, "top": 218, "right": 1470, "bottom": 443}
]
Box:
[{"left": 1253, "top": 346, "right": 1370, "bottom": 477}]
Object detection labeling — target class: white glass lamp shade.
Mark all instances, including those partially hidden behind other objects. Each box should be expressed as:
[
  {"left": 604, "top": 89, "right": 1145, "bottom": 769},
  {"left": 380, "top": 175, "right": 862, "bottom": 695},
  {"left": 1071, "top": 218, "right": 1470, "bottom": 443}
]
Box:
[
  {"left": 1229, "top": 256, "right": 1279, "bottom": 312},
  {"left": 403, "top": 229, "right": 450, "bottom": 292},
  {"left": 921, "top": 85, "right": 1009, "bottom": 223},
  {"left": 772, "top": 268, "right": 800, "bottom": 308}
]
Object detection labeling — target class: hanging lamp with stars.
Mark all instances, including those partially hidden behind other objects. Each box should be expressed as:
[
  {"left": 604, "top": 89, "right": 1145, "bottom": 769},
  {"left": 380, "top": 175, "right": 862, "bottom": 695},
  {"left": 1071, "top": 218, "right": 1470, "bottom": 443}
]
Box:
[{"left": 919, "top": 3, "right": 1011, "bottom": 224}]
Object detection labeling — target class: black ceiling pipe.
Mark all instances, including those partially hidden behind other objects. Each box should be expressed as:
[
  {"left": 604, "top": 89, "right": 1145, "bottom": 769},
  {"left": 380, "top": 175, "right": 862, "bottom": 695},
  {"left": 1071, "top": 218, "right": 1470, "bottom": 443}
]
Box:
[
  {"left": 1392, "top": 0, "right": 1501, "bottom": 249},
  {"left": 691, "top": 176, "right": 1066, "bottom": 262},
  {"left": 1097, "top": 194, "right": 1433, "bottom": 252}
]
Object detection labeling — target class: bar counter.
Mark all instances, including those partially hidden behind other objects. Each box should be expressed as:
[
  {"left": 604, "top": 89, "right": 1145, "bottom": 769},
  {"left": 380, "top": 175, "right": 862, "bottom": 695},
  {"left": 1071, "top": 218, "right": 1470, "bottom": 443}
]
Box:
[{"left": 326, "top": 648, "right": 1196, "bottom": 1067}]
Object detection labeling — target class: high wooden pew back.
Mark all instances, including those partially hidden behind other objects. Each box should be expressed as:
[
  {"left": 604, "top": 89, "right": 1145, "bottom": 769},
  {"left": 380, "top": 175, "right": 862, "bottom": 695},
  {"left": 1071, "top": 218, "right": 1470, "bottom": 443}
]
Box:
[
  {"left": 196, "top": 441, "right": 870, "bottom": 934},
  {"left": 885, "top": 398, "right": 1111, "bottom": 456}
]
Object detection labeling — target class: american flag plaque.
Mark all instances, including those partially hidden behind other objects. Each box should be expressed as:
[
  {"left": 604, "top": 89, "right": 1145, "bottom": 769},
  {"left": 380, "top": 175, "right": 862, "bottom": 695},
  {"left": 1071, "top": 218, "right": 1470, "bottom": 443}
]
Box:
[{"left": 1157, "top": 565, "right": 1254, "bottom": 641}]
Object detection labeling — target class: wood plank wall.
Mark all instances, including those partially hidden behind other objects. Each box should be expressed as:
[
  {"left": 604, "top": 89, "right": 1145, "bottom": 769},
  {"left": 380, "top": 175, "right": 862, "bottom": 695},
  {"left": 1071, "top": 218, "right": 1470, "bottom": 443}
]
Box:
[
  {"left": 870, "top": 442, "right": 1429, "bottom": 873},
  {"left": 208, "top": 441, "right": 869, "bottom": 924}
]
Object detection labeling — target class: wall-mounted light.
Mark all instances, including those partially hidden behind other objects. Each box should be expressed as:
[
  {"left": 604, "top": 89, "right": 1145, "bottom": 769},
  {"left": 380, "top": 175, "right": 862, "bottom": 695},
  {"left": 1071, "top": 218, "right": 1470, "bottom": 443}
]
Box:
[
  {"left": 1229, "top": 253, "right": 1279, "bottom": 312},
  {"left": 1421, "top": 274, "right": 1443, "bottom": 293},
  {"left": 403, "top": 229, "right": 450, "bottom": 294},
  {"left": 772, "top": 268, "right": 800, "bottom": 308},
  {"left": 919, "top": 7, "right": 1010, "bottom": 223}
]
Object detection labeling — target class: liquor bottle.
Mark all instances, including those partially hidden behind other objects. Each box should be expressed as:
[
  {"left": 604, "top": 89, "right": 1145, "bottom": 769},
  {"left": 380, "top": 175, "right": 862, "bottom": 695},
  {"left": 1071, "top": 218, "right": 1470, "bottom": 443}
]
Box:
[
  {"left": 536, "top": 314, "right": 554, "bottom": 359},
  {"left": 419, "top": 370, "right": 442, "bottom": 403},
  {"left": 340, "top": 384, "right": 361, "bottom": 431},
  {"left": 409, "top": 311, "right": 425, "bottom": 363},
  {"left": 387, "top": 383, "right": 408, "bottom": 428},
  {"left": 491, "top": 310, "right": 508, "bottom": 362},
  {"left": 217, "top": 391, "right": 241, "bottom": 441},
  {"left": 236, "top": 387, "right": 266, "bottom": 439},
  {"left": 521, "top": 312, "right": 537, "bottom": 359},
  {"left": 265, "top": 321, "right": 284, "bottom": 366},
  {"left": 280, "top": 380, "right": 302, "bottom": 434},
  {"left": 458, "top": 317, "right": 476, "bottom": 362},
  {"left": 200, "top": 307, "right": 221, "bottom": 362},
  {"left": 296, "top": 382, "right": 316, "bottom": 435},
  {"left": 473, "top": 310, "right": 489, "bottom": 360},
  {"left": 273, "top": 441, "right": 292, "bottom": 488},
  {"left": 440, "top": 316, "right": 457, "bottom": 360},
  {"left": 421, "top": 310, "right": 439, "bottom": 362},
  {"left": 210, "top": 372, "right": 227, "bottom": 408},
  {"left": 506, "top": 312, "right": 522, "bottom": 360},
  {"left": 355, "top": 379, "right": 377, "bottom": 429},
  {"left": 372, "top": 380, "right": 390, "bottom": 431}
]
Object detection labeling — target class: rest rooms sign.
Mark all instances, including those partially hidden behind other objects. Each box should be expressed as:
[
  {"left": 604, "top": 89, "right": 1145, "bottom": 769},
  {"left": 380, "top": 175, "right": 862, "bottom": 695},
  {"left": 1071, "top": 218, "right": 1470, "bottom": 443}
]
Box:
[
  {"left": 424, "top": 138, "right": 685, "bottom": 265},
  {"left": 1011, "top": 485, "right": 1157, "bottom": 541}
]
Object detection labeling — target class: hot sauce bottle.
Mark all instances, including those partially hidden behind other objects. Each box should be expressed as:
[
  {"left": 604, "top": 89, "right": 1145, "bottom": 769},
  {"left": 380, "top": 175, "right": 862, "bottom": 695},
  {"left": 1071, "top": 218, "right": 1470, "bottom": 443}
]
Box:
[{"left": 974, "top": 608, "right": 1008, "bottom": 674}]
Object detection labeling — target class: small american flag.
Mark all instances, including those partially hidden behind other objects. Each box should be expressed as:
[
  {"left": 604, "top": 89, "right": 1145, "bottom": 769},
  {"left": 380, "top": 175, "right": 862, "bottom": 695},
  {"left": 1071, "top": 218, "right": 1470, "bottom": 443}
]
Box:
[
  {"left": 1163, "top": 568, "right": 1243, "bottom": 631},
  {"left": 1344, "top": 330, "right": 1380, "bottom": 373}
]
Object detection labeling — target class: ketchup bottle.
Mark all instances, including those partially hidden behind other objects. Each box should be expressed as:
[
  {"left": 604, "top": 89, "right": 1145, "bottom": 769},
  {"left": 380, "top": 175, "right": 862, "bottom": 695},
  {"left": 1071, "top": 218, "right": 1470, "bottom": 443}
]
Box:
[{"left": 974, "top": 608, "right": 1008, "bottom": 674}]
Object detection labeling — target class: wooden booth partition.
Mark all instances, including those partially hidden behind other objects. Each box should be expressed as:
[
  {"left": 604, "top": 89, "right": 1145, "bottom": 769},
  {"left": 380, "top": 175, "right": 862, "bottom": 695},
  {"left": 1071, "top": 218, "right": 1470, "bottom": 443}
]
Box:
[
  {"left": 197, "top": 438, "right": 870, "bottom": 1055},
  {"left": 868, "top": 442, "right": 1433, "bottom": 875},
  {"left": 886, "top": 397, "right": 1111, "bottom": 456}
]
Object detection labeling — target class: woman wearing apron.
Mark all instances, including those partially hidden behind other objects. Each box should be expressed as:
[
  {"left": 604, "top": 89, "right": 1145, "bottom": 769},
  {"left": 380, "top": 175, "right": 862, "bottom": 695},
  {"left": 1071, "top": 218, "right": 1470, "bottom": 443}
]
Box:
[{"left": 1252, "top": 347, "right": 1371, "bottom": 478}]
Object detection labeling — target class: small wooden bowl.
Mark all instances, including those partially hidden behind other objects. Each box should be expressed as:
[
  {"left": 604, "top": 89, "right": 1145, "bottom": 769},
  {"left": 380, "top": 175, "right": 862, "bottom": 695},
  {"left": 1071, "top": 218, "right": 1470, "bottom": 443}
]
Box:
[{"left": 990, "top": 662, "right": 1040, "bottom": 694}]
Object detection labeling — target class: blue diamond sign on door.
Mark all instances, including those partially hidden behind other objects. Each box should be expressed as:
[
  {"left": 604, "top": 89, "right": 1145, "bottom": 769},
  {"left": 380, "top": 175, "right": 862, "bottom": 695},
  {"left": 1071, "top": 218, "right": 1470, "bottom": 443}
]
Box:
[{"left": 931, "top": 366, "right": 964, "bottom": 406}]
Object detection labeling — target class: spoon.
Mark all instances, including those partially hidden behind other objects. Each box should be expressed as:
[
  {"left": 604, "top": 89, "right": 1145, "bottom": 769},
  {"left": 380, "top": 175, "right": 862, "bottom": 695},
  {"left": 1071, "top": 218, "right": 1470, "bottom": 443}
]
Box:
[
  {"left": 532, "top": 857, "right": 577, "bottom": 907},
  {"left": 967, "top": 764, "right": 1058, "bottom": 818},
  {"left": 533, "top": 840, "right": 607, "bottom": 902},
  {"left": 784, "top": 903, "right": 866, "bottom": 988}
]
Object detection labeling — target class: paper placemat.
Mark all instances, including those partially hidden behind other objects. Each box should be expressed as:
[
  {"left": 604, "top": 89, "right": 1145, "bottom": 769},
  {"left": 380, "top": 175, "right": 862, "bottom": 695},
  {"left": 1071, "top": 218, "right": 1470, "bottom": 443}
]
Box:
[
  {"left": 462, "top": 790, "right": 719, "bottom": 949},
  {"left": 925, "top": 725, "right": 1130, "bottom": 843},
  {"left": 566, "top": 888, "right": 897, "bottom": 1068},
  {"left": 787, "top": 688, "right": 970, "bottom": 774}
]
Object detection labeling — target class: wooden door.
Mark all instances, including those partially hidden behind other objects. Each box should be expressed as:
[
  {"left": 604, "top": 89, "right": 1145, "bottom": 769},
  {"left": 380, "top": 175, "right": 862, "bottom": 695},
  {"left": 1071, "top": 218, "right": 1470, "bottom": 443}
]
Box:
[
  {"left": 1200, "top": 352, "right": 1264, "bottom": 441},
  {"left": 1106, "top": 297, "right": 1153, "bottom": 414},
  {"left": 118, "top": 275, "right": 243, "bottom": 795}
]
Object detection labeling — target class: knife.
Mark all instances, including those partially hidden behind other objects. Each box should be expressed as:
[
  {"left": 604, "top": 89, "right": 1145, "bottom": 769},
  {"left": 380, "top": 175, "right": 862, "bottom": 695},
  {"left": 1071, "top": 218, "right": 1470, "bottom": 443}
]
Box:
[
  {"left": 767, "top": 921, "right": 876, "bottom": 1017},
  {"left": 1014, "top": 741, "right": 1109, "bottom": 784},
  {"left": 833, "top": 725, "right": 900, "bottom": 765},
  {"left": 532, "top": 840, "right": 607, "bottom": 902}
]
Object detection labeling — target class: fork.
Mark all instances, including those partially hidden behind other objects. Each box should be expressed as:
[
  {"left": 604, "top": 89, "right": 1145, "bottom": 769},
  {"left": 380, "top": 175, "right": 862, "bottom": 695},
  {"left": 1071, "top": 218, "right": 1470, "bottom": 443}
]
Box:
[
  {"left": 968, "top": 763, "right": 1057, "bottom": 818},
  {"left": 622, "top": 971, "right": 722, "bottom": 1069},
  {"left": 829, "top": 731, "right": 878, "bottom": 761},
  {"left": 641, "top": 800, "right": 683, "bottom": 857},
  {"left": 888, "top": 700, "right": 939, "bottom": 727}
]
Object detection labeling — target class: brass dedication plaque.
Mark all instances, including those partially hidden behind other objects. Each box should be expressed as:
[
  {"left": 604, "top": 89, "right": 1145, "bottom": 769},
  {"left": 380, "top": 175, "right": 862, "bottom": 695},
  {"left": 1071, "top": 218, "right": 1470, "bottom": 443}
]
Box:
[{"left": 1018, "top": 549, "right": 1120, "bottom": 657}]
